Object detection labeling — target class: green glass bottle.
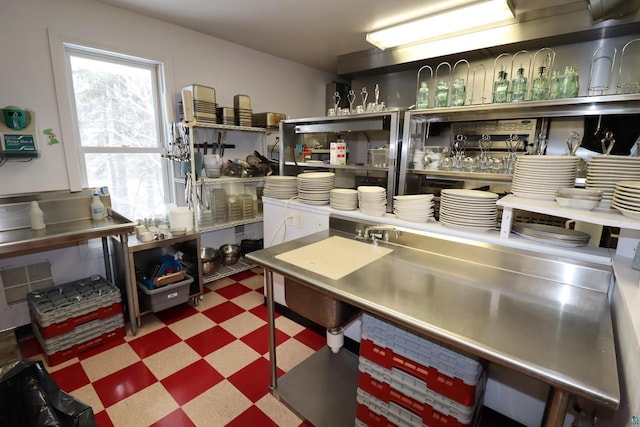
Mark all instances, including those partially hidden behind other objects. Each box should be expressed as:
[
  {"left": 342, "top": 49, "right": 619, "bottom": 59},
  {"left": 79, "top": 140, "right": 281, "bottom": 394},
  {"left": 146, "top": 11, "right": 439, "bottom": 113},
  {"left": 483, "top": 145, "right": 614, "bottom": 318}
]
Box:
[
  {"left": 493, "top": 70, "right": 509, "bottom": 103},
  {"left": 435, "top": 80, "right": 449, "bottom": 108},
  {"left": 451, "top": 78, "right": 466, "bottom": 106},
  {"left": 511, "top": 67, "right": 527, "bottom": 102},
  {"left": 416, "top": 82, "right": 430, "bottom": 109},
  {"left": 531, "top": 66, "right": 550, "bottom": 101}
]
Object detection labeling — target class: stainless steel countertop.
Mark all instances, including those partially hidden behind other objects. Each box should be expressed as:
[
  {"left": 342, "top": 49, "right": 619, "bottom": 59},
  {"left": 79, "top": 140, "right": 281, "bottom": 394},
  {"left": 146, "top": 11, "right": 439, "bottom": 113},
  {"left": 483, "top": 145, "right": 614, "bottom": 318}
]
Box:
[
  {"left": 0, "top": 211, "right": 136, "bottom": 258},
  {"left": 247, "top": 225, "right": 619, "bottom": 410}
]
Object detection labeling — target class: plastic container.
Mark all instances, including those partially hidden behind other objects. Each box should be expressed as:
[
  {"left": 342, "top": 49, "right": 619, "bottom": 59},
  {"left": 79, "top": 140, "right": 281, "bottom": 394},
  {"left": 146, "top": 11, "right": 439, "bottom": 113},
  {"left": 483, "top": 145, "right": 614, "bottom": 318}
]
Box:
[
  {"left": 29, "top": 201, "right": 45, "bottom": 230},
  {"left": 168, "top": 206, "right": 194, "bottom": 232},
  {"left": 137, "top": 275, "right": 193, "bottom": 312},
  {"left": 369, "top": 148, "right": 389, "bottom": 167},
  {"left": 203, "top": 154, "right": 223, "bottom": 178},
  {"left": 90, "top": 194, "right": 105, "bottom": 220}
]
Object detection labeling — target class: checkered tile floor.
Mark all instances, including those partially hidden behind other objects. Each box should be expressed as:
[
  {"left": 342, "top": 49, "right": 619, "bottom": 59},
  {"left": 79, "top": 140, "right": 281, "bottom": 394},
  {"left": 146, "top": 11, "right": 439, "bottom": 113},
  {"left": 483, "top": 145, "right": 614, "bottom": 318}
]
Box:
[{"left": 18, "top": 269, "right": 323, "bottom": 427}]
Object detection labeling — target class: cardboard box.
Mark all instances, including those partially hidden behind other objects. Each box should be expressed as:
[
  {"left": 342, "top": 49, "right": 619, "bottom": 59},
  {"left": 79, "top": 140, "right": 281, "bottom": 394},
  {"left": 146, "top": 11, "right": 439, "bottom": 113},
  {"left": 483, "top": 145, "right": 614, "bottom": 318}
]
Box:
[{"left": 330, "top": 140, "right": 346, "bottom": 165}]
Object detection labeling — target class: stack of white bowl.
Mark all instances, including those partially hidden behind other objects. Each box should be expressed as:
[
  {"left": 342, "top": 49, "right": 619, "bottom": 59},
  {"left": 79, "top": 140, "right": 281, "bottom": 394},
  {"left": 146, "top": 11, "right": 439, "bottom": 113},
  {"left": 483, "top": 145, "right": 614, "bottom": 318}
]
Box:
[
  {"left": 330, "top": 188, "right": 358, "bottom": 210},
  {"left": 412, "top": 149, "right": 425, "bottom": 169},
  {"left": 555, "top": 188, "right": 603, "bottom": 211},
  {"left": 511, "top": 156, "right": 580, "bottom": 200},
  {"left": 297, "top": 172, "right": 335, "bottom": 205},
  {"left": 439, "top": 189, "right": 498, "bottom": 231},
  {"left": 263, "top": 176, "right": 298, "bottom": 200},
  {"left": 586, "top": 156, "right": 640, "bottom": 208},
  {"left": 612, "top": 181, "right": 640, "bottom": 220},
  {"left": 357, "top": 186, "right": 387, "bottom": 216},
  {"left": 393, "top": 194, "right": 434, "bottom": 222}
]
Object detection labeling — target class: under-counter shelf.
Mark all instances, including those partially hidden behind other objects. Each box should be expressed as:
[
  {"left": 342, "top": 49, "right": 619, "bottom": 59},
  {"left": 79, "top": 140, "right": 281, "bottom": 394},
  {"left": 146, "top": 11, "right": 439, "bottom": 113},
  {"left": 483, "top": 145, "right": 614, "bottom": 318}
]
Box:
[
  {"left": 202, "top": 258, "right": 256, "bottom": 284},
  {"left": 497, "top": 194, "right": 640, "bottom": 238},
  {"left": 407, "top": 168, "right": 513, "bottom": 182},
  {"left": 199, "top": 214, "right": 263, "bottom": 232}
]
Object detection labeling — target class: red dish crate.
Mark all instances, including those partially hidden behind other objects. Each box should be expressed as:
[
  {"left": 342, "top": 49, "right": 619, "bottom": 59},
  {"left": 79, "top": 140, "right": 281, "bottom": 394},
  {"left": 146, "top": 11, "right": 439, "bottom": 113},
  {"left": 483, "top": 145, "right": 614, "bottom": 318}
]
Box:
[
  {"left": 358, "top": 357, "right": 484, "bottom": 427},
  {"left": 40, "top": 326, "right": 125, "bottom": 366},
  {"left": 356, "top": 386, "right": 482, "bottom": 427},
  {"left": 361, "top": 338, "right": 481, "bottom": 407},
  {"left": 30, "top": 301, "right": 123, "bottom": 340}
]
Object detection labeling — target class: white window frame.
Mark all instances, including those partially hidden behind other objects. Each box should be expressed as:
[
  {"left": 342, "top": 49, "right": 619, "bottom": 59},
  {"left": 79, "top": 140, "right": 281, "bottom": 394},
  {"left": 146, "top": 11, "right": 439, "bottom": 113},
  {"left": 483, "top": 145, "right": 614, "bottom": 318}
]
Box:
[{"left": 48, "top": 31, "right": 175, "bottom": 206}]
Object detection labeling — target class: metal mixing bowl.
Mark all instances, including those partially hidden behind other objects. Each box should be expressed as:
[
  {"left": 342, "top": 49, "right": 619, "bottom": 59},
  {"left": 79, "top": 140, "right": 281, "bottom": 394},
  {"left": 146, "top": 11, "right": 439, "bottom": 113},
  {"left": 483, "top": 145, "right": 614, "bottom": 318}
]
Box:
[
  {"left": 200, "top": 247, "right": 222, "bottom": 274},
  {"left": 219, "top": 243, "right": 241, "bottom": 266}
]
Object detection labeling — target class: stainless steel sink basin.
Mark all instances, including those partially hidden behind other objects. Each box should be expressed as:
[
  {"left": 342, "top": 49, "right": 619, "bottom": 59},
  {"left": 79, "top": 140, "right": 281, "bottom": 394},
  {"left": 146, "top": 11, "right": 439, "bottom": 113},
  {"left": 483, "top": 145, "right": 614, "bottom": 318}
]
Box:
[{"left": 284, "top": 277, "right": 360, "bottom": 329}]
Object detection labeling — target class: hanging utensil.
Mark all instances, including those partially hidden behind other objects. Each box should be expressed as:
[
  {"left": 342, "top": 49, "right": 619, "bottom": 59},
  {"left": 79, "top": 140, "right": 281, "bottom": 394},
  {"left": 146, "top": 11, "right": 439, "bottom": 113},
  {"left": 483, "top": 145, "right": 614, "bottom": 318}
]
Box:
[
  {"left": 601, "top": 131, "right": 615, "bottom": 155},
  {"left": 347, "top": 90, "right": 356, "bottom": 113},
  {"left": 333, "top": 91, "right": 341, "bottom": 113},
  {"left": 566, "top": 131, "right": 582, "bottom": 155},
  {"left": 361, "top": 87, "right": 368, "bottom": 110},
  {"left": 220, "top": 131, "right": 227, "bottom": 157},
  {"left": 374, "top": 84, "right": 380, "bottom": 106}
]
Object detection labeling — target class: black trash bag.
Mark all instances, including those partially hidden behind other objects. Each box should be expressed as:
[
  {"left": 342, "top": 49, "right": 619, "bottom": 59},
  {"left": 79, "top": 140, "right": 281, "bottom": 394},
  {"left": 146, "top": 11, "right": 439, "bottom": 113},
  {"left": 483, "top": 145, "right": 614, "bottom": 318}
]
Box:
[{"left": 0, "top": 359, "right": 96, "bottom": 427}]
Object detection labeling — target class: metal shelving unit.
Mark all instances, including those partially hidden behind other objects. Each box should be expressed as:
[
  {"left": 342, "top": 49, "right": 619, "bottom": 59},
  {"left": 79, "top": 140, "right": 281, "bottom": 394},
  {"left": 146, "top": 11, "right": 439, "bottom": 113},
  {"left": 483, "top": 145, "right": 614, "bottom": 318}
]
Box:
[
  {"left": 202, "top": 258, "right": 256, "bottom": 284},
  {"left": 199, "top": 214, "right": 263, "bottom": 233}
]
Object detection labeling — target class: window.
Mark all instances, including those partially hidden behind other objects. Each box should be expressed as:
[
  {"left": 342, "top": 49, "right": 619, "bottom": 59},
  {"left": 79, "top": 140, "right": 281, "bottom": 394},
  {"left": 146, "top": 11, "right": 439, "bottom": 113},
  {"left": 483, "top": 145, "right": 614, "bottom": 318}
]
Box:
[{"left": 54, "top": 40, "right": 171, "bottom": 220}]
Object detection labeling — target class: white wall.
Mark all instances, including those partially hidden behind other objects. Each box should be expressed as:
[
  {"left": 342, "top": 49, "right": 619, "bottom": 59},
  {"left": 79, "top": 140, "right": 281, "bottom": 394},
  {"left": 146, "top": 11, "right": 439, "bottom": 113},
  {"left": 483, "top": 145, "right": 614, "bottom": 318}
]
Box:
[
  {"left": 0, "top": 0, "right": 334, "bottom": 329},
  {"left": 0, "top": 0, "right": 333, "bottom": 196}
]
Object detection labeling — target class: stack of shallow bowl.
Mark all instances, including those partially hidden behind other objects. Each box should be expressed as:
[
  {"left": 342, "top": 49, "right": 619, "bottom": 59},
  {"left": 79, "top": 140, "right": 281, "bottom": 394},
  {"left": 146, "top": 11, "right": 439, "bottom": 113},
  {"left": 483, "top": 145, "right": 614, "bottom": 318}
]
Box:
[
  {"left": 330, "top": 188, "right": 358, "bottom": 210},
  {"left": 439, "top": 189, "right": 498, "bottom": 231},
  {"left": 512, "top": 223, "right": 590, "bottom": 247},
  {"left": 612, "top": 181, "right": 640, "bottom": 220},
  {"left": 263, "top": 176, "right": 298, "bottom": 200},
  {"left": 555, "top": 188, "right": 603, "bottom": 211},
  {"left": 586, "top": 156, "right": 640, "bottom": 208},
  {"left": 393, "top": 194, "right": 434, "bottom": 222},
  {"left": 297, "top": 172, "right": 335, "bottom": 205},
  {"left": 511, "top": 156, "right": 580, "bottom": 200},
  {"left": 357, "top": 186, "right": 387, "bottom": 216}
]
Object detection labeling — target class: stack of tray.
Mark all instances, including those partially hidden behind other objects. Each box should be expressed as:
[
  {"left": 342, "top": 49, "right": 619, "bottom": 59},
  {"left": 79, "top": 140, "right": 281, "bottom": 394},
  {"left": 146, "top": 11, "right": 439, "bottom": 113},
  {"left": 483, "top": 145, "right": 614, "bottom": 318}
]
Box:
[
  {"left": 27, "top": 276, "right": 125, "bottom": 366},
  {"left": 357, "top": 313, "right": 486, "bottom": 427}
]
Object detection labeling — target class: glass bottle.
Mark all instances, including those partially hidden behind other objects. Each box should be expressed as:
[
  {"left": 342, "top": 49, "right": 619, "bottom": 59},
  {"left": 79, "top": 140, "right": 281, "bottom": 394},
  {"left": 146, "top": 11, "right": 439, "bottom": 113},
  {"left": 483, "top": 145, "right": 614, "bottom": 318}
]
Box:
[
  {"left": 435, "top": 80, "right": 449, "bottom": 108},
  {"left": 530, "top": 66, "right": 550, "bottom": 101},
  {"left": 416, "top": 81, "right": 430, "bottom": 109},
  {"left": 549, "top": 69, "right": 560, "bottom": 99},
  {"left": 492, "top": 70, "right": 509, "bottom": 103},
  {"left": 451, "top": 78, "right": 466, "bottom": 107},
  {"left": 510, "top": 67, "right": 527, "bottom": 102},
  {"left": 561, "top": 65, "right": 579, "bottom": 98}
]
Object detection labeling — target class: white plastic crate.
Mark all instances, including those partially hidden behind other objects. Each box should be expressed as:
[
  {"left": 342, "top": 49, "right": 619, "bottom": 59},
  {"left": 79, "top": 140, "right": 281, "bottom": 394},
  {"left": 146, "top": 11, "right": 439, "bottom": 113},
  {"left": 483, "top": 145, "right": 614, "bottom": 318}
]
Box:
[
  {"left": 27, "top": 275, "right": 122, "bottom": 327},
  {"left": 361, "top": 313, "right": 482, "bottom": 385}
]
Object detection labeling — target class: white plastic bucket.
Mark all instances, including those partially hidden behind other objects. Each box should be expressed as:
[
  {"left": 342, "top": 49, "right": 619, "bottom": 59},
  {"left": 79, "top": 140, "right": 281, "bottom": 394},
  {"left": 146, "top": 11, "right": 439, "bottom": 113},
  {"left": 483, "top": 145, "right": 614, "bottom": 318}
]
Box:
[{"left": 169, "top": 207, "right": 194, "bottom": 232}]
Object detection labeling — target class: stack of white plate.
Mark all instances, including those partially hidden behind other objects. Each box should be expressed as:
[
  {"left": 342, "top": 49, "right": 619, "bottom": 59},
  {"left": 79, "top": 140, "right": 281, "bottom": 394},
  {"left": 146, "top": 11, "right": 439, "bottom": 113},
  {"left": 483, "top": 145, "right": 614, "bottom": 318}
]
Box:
[
  {"left": 358, "top": 186, "right": 387, "bottom": 216},
  {"left": 512, "top": 223, "right": 590, "bottom": 247},
  {"left": 393, "top": 194, "right": 434, "bottom": 222},
  {"left": 511, "top": 156, "right": 580, "bottom": 200},
  {"left": 586, "top": 156, "right": 640, "bottom": 208},
  {"left": 439, "top": 189, "right": 498, "bottom": 231},
  {"left": 330, "top": 188, "right": 358, "bottom": 210},
  {"left": 263, "top": 176, "right": 298, "bottom": 199},
  {"left": 612, "top": 181, "right": 640, "bottom": 220},
  {"left": 297, "top": 172, "right": 335, "bottom": 205}
]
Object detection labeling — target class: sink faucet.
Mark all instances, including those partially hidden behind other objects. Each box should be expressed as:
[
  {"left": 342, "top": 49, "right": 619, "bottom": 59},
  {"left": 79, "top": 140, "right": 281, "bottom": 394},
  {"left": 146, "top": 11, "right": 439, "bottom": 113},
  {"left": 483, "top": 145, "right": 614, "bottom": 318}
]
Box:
[{"left": 357, "top": 225, "right": 402, "bottom": 245}]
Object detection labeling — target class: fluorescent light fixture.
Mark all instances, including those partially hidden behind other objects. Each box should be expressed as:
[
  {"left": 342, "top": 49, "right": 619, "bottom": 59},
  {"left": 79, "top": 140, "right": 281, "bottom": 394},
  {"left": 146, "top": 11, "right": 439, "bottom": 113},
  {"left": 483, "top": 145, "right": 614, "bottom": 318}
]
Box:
[{"left": 366, "top": 0, "right": 515, "bottom": 50}]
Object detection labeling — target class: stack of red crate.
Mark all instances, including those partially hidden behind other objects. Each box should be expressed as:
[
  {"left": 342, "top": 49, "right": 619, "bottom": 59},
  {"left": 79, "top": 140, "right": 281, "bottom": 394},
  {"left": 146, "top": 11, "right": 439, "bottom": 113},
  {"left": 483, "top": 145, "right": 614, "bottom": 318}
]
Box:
[
  {"left": 356, "top": 313, "right": 487, "bottom": 427},
  {"left": 27, "top": 275, "right": 125, "bottom": 366}
]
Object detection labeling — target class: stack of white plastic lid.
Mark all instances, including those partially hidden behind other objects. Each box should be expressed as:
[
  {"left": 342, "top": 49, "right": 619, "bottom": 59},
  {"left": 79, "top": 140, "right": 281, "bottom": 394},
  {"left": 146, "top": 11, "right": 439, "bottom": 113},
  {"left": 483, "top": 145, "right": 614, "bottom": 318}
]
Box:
[
  {"left": 297, "top": 172, "right": 335, "bottom": 205},
  {"left": 612, "top": 181, "right": 640, "bottom": 219},
  {"left": 586, "top": 156, "right": 640, "bottom": 208},
  {"left": 330, "top": 188, "right": 358, "bottom": 210},
  {"left": 511, "top": 156, "right": 580, "bottom": 200},
  {"left": 393, "top": 194, "right": 434, "bottom": 222},
  {"left": 358, "top": 186, "right": 387, "bottom": 216},
  {"left": 439, "top": 189, "right": 498, "bottom": 231},
  {"left": 263, "top": 176, "right": 298, "bottom": 199}
]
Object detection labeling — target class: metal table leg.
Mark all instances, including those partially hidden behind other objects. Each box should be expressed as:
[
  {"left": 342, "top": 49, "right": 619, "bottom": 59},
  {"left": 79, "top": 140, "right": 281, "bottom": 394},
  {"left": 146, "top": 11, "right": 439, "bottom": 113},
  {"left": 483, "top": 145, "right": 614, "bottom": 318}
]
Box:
[
  {"left": 101, "top": 237, "right": 112, "bottom": 283},
  {"left": 541, "top": 387, "right": 570, "bottom": 427},
  {"left": 266, "top": 269, "right": 277, "bottom": 390},
  {"left": 119, "top": 233, "right": 137, "bottom": 335}
]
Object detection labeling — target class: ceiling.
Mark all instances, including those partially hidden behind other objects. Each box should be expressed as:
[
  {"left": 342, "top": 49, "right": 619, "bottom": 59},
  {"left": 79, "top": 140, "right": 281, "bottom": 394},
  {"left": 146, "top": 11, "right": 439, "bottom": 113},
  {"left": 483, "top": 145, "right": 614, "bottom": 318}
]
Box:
[{"left": 93, "top": 0, "right": 586, "bottom": 73}]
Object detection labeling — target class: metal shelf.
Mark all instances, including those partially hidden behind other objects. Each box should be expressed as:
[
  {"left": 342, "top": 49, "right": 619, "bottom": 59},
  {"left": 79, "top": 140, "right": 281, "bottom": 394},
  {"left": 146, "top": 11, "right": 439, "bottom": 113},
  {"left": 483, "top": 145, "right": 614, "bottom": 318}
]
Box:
[
  {"left": 202, "top": 258, "right": 257, "bottom": 284},
  {"left": 187, "top": 121, "right": 269, "bottom": 133},
  {"left": 408, "top": 168, "right": 513, "bottom": 182},
  {"left": 173, "top": 176, "right": 266, "bottom": 185},
  {"left": 198, "top": 214, "right": 263, "bottom": 233},
  {"left": 284, "top": 162, "right": 389, "bottom": 171}
]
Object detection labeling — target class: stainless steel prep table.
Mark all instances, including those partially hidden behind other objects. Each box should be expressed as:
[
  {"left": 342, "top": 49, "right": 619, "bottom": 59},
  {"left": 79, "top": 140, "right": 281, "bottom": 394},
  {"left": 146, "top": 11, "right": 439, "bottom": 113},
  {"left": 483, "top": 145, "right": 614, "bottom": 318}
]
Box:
[
  {"left": 0, "top": 190, "right": 137, "bottom": 332},
  {"left": 246, "top": 215, "right": 619, "bottom": 427}
]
